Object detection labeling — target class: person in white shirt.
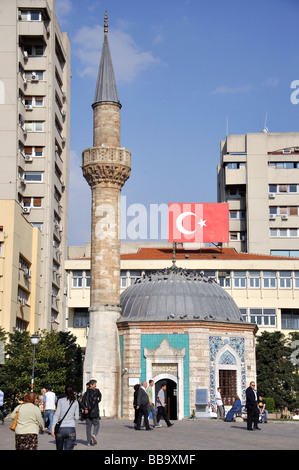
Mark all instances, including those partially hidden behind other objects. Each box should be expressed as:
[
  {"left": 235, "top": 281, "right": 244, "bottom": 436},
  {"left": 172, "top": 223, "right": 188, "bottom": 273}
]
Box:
[
  {"left": 216, "top": 387, "right": 225, "bottom": 420},
  {"left": 43, "top": 385, "right": 57, "bottom": 434}
]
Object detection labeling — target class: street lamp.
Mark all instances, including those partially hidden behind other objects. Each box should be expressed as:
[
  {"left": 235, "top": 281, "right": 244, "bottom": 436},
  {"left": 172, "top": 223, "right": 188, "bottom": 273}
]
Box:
[{"left": 30, "top": 333, "right": 40, "bottom": 392}]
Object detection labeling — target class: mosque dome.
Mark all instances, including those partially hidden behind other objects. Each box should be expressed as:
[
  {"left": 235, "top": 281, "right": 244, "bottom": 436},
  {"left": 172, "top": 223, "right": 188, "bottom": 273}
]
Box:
[{"left": 119, "top": 266, "right": 244, "bottom": 323}]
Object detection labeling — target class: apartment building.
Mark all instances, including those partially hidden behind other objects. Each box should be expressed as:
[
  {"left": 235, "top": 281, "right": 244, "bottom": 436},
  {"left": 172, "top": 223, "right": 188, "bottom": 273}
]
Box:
[
  {"left": 65, "top": 243, "right": 299, "bottom": 350},
  {"left": 0, "top": 0, "right": 71, "bottom": 331},
  {"left": 217, "top": 132, "right": 299, "bottom": 256},
  {"left": 0, "top": 200, "right": 41, "bottom": 333}
]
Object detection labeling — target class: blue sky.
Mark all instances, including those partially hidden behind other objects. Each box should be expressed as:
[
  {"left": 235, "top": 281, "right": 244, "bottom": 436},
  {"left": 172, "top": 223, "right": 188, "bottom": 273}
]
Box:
[{"left": 55, "top": 0, "right": 299, "bottom": 246}]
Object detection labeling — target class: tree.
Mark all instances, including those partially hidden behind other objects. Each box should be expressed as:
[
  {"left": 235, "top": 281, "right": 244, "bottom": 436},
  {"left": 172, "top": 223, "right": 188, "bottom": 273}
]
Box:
[
  {"left": 0, "top": 329, "right": 83, "bottom": 409},
  {"left": 256, "top": 331, "right": 299, "bottom": 410}
]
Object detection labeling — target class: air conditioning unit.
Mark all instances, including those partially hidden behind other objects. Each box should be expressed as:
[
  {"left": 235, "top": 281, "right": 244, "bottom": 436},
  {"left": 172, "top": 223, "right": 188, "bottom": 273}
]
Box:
[
  {"left": 23, "top": 50, "right": 28, "bottom": 59},
  {"left": 269, "top": 214, "right": 276, "bottom": 220},
  {"left": 281, "top": 214, "right": 288, "bottom": 220},
  {"left": 268, "top": 193, "right": 275, "bottom": 199},
  {"left": 25, "top": 155, "right": 33, "bottom": 162},
  {"left": 22, "top": 207, "right": 31, "bottom": 214},
  {"left": 25, "top": 104, "right": 33, "bottom": 110},
  {"left": 20, "top": 299, "right": 26, "bottom": 307}
]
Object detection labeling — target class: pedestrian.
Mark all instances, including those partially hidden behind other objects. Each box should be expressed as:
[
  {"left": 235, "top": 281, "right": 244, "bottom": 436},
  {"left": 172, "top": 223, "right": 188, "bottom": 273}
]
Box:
[
  {"left": 156, "top": 383, "right": 174, "bottom": 428},
  {"left": 245, "top": 381, "right": 260, "bottom": 430},
  {"left": 258, "top": 395, "right": 268, "bottom": 423},
  {"left": 133, "top": 383, "right": 140, "bottom": 428},
  {"left": 146, "top": 380, "right": 161, "bottom": 428},
  {"left": 51, "top": 384, "right": 79, "bottom": 450},
  {"left": 43, "top": 385, "right": 57, "bottom": 434},
  {"left": 224, "top": 395, "right": 242, "bottom": 422},
  {"left": 216, "top": 387, "right": 225, "bottom": 420},
  {"left": 10, "top": 392, "right": 44, "bottom": 450},
  {"left": 82, "top": 379, "right": 101, "bottom": 446},
  {"left": 135, "top": 380, "right": 151, "bottom": 430}
]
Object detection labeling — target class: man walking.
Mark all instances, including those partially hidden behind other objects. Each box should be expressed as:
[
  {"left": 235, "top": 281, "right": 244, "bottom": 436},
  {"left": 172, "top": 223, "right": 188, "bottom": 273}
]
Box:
[
  {"left": 82, "top": 379, "right": 102, "bottom": 446},
  {"left": 156, "top": 383, "right": 174, "bottom": 428},
  {"left": 135, "top": 381, "right": 151, "bottom": 431},
  {"left": 147, "top": 380, "right": 161, "bottom": 428},
  {"left": 43, "top": 385, "right": 57, "bottom": 434}
]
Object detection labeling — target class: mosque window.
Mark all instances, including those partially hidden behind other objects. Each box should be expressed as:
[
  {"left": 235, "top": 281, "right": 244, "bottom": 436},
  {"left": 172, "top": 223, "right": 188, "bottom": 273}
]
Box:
[{"left": 219, "top": 370, "right": 237, "bottom": 405}]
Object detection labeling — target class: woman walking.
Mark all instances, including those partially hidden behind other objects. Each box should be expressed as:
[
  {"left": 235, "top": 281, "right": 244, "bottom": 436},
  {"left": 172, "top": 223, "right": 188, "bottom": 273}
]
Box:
[
  {"left": 10, "top": 392, "right": 44, "bottom": 450},
  {"left": 51, "top": 385, "right": 79, "bottom": 450}
]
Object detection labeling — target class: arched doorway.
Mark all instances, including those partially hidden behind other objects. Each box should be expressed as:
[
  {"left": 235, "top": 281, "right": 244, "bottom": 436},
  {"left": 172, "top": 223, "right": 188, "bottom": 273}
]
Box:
[{"left": 155, "top": 378, "right": 177, "bottom": 420}]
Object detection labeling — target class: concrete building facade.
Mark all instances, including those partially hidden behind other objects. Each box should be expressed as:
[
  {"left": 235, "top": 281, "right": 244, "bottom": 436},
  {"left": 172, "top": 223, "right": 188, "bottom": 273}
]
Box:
[
  {"left": 0, "top": 0, "right": 71, "bottom": 332},
  {"left": 217, "top": 132, "right": 299, "bottom": 256}
]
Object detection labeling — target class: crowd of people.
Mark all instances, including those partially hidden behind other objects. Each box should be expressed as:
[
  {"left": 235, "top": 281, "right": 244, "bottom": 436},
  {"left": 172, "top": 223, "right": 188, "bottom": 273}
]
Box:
[
  {"left": 0, "top": 380, "right": 101, "bottom": 450},
  {"left": 133, "top": 380, "right": 174, "bottom": 431}
]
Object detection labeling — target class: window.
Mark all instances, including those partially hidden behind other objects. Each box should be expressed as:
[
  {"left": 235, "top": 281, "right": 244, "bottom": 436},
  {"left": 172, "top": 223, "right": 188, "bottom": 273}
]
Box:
[
  {"left": 85, "top": 270, "right": 90, "bottom": 288},
  {"left": 218, "top": 271, "right": 231, "bottom": 288},
  {"left": 281, "top": 309, "right": 299, "bottom": 329},
  {"left": 263, "top": 271, "right": 277, "bottom": 289},
  {"left": 229, "top": 210, "right": 245, "bottom": 219},
  {"left": 279, "top": 271, "right": 292, "bottom": 289},
  {"left": 23, "top": 197, "right": 42, "bottom": 208},
  {"left": 233, "top": 271, "right": 246, "bottom": 288},
  {"left": 239, "top": 308, "right": 247, "bottom": 321},
  {"left": 23, "top": 45, "right": 44, "bottom": 57},
  {"left": 129, "top": 270, "right": 142, "bottom": 285},
  {"left": 120, "top": 270, "right": 128, "bottom": 288},
  {"left": 25, "top": 96, "right": 44, "bottom": 107},
  {"left": 219, "top": 370, "right": 237, "bottom": 405},
  {"left": 249, "top": 271, "right": 260, "bottom": 288},
  {"left": 249, "top": 308, "right": 276, "bottom": 327},
  {"left": 295, "top": 272, "right": 299, "bottom": 288},
  {"left": 271, "top": 250, "right": 299, "bottom": 258},
  {"left": 24, "top": 121, "right": 44, "bottom": 132},
  {"left": 71, "top": 270, "right": 83, "bottom": 288},
  {"left": 270, "top": 228, "right": 299, "bottom": 237},
  {"left": 20, "top": 10, "right": 42, "bottom": 21},
  {"left": 73, "top": 308, "right": 89, "bottom": 328},
  {"left": 24, "top": 147, "right": 44, "bottom": 158},
  {"left": 24, "top": 172, "right": 43, "bottom": 182}
]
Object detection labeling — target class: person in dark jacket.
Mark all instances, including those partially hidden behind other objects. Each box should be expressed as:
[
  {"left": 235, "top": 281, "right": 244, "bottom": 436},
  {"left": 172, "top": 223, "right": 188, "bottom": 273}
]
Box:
[
  {"left": 135, "top": 381, "right": 152, "bottom": 431},
  {"left": 82, "top": 379, "right": 102, "bottom": 446},
  {"left": 246, "top": 381, "right": 260, "bottom": 431}
]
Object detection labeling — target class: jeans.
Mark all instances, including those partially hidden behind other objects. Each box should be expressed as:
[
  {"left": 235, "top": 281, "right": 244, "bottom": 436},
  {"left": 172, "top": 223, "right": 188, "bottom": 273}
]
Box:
[
  {"left": 86, "top": 417, "right": 100, "bottom": 444},
  {"left": 55, "top": 426, "right": 76, "bottom": 450},
  {"left": 44, "top": 409, "right": 55, "bottom": 432}
]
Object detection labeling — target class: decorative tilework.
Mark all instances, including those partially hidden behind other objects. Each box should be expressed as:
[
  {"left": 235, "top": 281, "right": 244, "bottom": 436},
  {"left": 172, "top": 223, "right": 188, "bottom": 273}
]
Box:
[{"left": 209, "top": 336, "right": 246, "bottom": 404}]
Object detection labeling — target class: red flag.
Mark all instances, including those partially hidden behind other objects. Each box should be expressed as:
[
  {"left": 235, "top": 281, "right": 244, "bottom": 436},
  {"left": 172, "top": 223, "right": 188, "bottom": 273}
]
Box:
[{"left": 168, "top": 203, "right": 229, "bottom": 243}]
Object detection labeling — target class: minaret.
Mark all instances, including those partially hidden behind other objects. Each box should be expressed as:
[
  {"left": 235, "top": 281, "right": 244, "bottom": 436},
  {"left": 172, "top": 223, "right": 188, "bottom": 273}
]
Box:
[{"left": 82, "top": 12, "right": 131, "bottom": 417}]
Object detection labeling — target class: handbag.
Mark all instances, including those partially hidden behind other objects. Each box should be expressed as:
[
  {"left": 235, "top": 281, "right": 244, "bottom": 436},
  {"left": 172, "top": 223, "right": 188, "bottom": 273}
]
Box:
[
  {"left": 54, "top": 401, "right": 74, "bottom": 435},
  {"left": 10, "top": 405, "right": 22, "bottom": 432}
]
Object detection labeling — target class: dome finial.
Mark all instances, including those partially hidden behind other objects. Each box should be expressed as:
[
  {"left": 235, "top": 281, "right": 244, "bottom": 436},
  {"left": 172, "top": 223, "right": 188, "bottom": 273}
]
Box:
[{"left": 104, "top": 11, "right": 108, "bottom": 37}]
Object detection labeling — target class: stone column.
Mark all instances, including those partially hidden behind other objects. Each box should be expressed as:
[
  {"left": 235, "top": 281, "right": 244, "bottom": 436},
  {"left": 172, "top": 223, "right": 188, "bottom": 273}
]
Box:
[{"left": 82, "top": 146, "right": 131, "bottom": 417}]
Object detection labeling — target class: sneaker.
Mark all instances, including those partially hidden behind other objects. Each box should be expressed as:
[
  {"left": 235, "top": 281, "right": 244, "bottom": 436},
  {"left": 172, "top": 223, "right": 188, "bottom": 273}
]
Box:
[
  {"left": 91, "top": 434, "right": 97, "bottom": 445},
  {"left": 154, "top": 424, "right": 162, "bottom": 428}
]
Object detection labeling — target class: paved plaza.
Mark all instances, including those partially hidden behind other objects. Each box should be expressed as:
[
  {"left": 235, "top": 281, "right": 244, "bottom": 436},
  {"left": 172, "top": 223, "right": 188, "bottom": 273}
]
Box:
[{"left": 0, "top": 417, "right": 298, "bottom": 452}]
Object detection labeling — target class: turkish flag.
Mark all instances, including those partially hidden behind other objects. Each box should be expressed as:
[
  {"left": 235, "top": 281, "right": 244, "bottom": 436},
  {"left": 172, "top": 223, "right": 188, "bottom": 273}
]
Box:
[{"left": 168, "top": 203, "right": 229, "bottom": 243}]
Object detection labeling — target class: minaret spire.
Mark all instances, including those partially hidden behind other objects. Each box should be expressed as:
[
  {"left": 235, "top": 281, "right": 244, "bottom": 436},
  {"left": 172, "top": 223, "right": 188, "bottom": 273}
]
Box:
[
  {"left": 104, "top": 11, "right": 108, "bottom": 37},
  {"left": 82, "top": 12, "right": 131, "bottom": 418}
]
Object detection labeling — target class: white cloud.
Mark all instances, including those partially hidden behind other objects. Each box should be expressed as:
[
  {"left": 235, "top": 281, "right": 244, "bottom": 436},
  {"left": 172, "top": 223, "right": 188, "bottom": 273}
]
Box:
[
  {"left": 211, "top": 84, "right": 254, "bottom": 95},
  {"left": 55, "top": 0, "right": 72, "bottom": 24},
  {"left": 73, "top": 24, "right": 160, "bottom": 82}
]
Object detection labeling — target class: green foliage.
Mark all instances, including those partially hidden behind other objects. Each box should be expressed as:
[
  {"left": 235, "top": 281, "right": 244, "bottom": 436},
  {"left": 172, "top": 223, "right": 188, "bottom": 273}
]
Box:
[
  {"left": 256, "top": 331, "right": 299, "bottom": 411},
  {"left": 264, "top": 397, "right": 275, "bottom": 413},
  {"left": 0, "top": 329, "right": 83, "bottom": 409}
]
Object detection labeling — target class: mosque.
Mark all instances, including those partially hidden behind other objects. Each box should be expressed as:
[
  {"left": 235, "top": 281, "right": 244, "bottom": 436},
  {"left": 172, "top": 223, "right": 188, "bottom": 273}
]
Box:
[{"left": 81, "top": 14, "right": 257, "bottom": 420}]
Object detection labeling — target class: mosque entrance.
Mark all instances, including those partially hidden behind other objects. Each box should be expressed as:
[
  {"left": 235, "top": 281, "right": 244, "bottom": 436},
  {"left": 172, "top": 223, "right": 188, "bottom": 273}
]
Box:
[{"left": 155, "top": 378, "right": 177, "bottom": 420}]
